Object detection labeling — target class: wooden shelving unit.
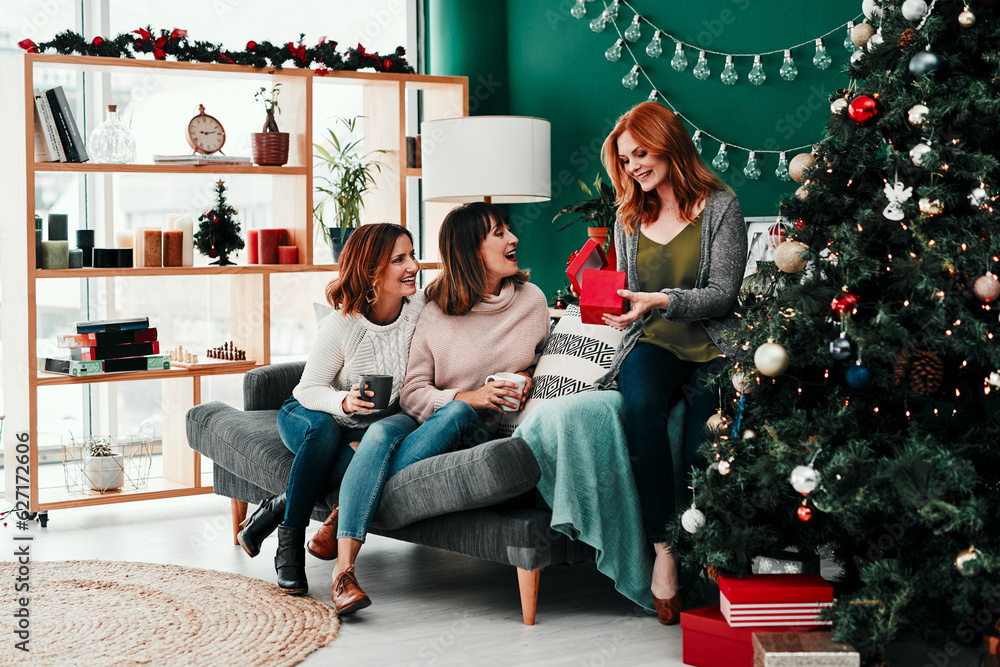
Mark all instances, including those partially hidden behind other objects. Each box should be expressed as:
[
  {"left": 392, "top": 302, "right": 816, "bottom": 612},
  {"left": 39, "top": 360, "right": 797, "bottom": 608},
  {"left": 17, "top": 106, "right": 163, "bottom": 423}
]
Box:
[{"left": 1, "top": 52, "right": 467, "bottom": 514}]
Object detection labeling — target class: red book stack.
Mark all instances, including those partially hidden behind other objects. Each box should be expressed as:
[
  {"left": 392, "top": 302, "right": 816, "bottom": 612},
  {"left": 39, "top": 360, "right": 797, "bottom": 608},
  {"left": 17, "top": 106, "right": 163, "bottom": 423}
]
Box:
[{"left": 719, "top": 574, "right": 833, "bottom": 627}]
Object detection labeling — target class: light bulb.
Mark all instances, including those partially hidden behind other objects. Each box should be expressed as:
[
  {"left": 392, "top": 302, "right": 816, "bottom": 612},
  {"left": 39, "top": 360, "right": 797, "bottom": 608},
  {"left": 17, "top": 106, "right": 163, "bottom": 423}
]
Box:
[
  {"left": 721, "top": 55, "right": 738, "bottom": 85},
  {"left": 744, "top": 151, "right": 761, "bottom": 180},
  {"left": 608, "top": 0, "right": 620, "bottom": 20},
  {"left": 748, "top": 55, "right": 766, "bottom": 85},
  {"left": 844, "top": 21, "right": 858, "bottom": 51},
  {"left": 775, "top": 152, "right": 791, "bottom": 181},
  {"left": 647, "top": 89, "right": 659, "bottom": 102},
  {"left": 669, "top": 41, "right": 687, "bottom": 70},
  {"left": 622, "top": 65, "right": 640, "bottom": 89},
  {"left": 712, "top": 143, "right": 729, "bottom": 172},
  {"left": 624, "top": 15, "right": 641, "bottom": 42},
  {"left": 606, "top": 38, "right": 623, "bottom": 62},
  {"left": 693, "top": 130, "right": 703, "bottom": 155},
  {"left": 813, "top": 38, "right": 832, "bottom": 69},
  {"left": 590, "top": 11, "right": 607, "bottom": 32},
  {"left": 693, "top": 51, "right": 710, "bottom": 80},
  {"left": 571, "top": 0, "right": 586, "bottom": 19},
  {"left": 646, "top": 30, "right": 663, "bottom": 58},
  {"left": 779, "top": 49, "right": 798, "bottom": 81}
]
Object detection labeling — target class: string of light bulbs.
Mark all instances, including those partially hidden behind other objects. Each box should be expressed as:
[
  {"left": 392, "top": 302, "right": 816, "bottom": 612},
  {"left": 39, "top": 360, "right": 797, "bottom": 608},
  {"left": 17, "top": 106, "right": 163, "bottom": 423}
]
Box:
[{"left": 572, "top": 0, "right": 862, "bottom": 181}]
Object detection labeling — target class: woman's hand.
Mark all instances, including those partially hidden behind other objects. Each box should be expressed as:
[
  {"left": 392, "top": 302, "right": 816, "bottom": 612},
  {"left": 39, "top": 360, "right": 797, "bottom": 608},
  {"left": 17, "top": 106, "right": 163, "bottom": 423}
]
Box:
[
  {"left": 602, "top": 290, "right": 670, "bottom": 329},
  {"left": 515, "top": 371, "right": 534, "bottom": 409},
  {"left": 455, "top": 380, "right": 523, "bottom": 413},
  {"left": 341, "top": 383, "right": 376, "bottom": 414}
]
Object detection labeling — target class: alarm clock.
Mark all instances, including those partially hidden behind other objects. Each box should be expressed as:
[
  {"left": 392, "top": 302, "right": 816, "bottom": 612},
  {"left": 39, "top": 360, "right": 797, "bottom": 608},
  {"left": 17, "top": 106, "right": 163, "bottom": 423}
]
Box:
[{"left": 186, "top": 104, "right": 226, "bottom": 154}]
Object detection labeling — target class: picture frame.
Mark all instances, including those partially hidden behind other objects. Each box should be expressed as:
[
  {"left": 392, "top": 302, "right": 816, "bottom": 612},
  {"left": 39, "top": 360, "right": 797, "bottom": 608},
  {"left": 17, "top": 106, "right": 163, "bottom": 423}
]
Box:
[{"left": 744, "top": 216, "right": 778, "bottom": 278}]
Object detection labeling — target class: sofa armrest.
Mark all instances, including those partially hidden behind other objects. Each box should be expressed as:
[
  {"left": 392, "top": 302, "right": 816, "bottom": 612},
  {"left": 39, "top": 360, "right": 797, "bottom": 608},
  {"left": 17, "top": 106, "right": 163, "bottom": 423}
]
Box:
[{"left": 244, "top": 361, "right": 306, "bottom": 411}]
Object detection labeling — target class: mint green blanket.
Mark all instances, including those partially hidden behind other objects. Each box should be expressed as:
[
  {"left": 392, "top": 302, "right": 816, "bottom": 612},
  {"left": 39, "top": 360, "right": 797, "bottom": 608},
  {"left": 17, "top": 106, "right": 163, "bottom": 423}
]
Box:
[{"left": 514, "top": 391, "right": 655, "bottom": 612}]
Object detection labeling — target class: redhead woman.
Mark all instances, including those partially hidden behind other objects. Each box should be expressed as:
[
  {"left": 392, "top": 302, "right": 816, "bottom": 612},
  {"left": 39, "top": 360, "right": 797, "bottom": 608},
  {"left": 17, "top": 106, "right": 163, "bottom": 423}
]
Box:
[
  {"left": 594, "top": 102, "right": 747, "bottom": 624},
  {"left": 326, "top": 201, "right": 550, "bottom": 614},
  {"left": 236, "top": 223, "right": 423, "bottom": 596}
]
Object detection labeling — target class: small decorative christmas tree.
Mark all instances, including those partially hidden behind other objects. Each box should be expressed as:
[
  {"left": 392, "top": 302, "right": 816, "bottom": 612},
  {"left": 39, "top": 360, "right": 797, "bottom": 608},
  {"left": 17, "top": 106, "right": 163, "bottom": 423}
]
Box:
[{"left": 194, "top": 179, "right": 244, "bottom": 265}]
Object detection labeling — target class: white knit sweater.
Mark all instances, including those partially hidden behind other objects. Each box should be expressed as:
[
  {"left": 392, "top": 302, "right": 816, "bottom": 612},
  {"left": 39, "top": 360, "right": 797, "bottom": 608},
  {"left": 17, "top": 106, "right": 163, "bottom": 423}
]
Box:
[{"left": 292, "top": 290, "right": 425, "bottom": 429}]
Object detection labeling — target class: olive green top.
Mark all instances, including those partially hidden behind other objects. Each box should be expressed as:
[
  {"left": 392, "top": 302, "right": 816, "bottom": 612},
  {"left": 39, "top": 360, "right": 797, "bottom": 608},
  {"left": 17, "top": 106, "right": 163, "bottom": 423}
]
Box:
[{"left": 636, "top": 216, "right": 721, "bottom": 362}]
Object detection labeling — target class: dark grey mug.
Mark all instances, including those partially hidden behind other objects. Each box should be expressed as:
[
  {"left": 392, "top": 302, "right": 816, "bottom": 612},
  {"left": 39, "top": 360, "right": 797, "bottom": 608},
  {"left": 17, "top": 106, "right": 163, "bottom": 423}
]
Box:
[{"left": 358, "top": 374, "right": 393, "bottom": 410}]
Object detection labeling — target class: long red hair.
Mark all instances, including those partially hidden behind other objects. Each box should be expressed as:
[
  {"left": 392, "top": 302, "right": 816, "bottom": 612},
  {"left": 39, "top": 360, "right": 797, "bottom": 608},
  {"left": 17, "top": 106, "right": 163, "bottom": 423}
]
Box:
[{"left": 602, "top": 102, "right": 728, "bottom": 234}]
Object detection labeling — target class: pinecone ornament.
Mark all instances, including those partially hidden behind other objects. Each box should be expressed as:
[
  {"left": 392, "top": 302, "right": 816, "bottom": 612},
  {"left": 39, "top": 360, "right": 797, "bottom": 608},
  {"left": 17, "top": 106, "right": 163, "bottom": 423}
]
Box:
[
  {"left": 898, "top": 28, "right": 918, "bottom": 49},
  {"left": 910, "top": 350, "right": 944, "bottom": 396},
  {"left": 947, "top": 270, "right": 974, "bottom": 301},
  {"left": 892, "top": 348, "right": 912, "bottom": 386}
]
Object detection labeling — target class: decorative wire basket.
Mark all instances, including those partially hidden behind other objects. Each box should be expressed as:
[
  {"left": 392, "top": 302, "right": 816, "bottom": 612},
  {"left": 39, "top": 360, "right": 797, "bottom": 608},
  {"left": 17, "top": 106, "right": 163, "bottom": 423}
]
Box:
[{"left": 62, "top": 429, "right": 153, "bottom": 495}]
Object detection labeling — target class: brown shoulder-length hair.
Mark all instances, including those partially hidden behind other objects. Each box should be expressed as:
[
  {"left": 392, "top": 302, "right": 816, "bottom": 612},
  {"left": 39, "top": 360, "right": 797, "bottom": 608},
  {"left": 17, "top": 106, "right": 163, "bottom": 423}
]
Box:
[
  {"left": 325, "top": 223, "right": 413, "bottom": 317},
  {"left": 602, "top": 101, "right": 729, "bottom": 234},
  {"left": 424, "top": 202, "right": 529, "bottom": 316}
]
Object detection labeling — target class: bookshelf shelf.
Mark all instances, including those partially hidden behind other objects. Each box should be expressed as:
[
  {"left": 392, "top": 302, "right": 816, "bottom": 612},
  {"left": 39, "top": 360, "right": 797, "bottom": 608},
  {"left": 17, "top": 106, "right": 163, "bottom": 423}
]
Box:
[{"left": 33, "top": 163, "right": 308, "bottom": 175}]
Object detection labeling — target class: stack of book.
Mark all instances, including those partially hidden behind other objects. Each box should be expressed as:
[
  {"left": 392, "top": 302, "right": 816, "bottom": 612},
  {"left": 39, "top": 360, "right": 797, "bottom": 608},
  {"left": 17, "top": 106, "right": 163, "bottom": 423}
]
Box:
[
  {"left": 34, "top": 85, "right": 89, "bottom": 163},
  {"left": 152, "top": 154, "right": 252, "bottom": 166},
  {"left": 38, "top": 318, "right": 170, "bottom": 376}
]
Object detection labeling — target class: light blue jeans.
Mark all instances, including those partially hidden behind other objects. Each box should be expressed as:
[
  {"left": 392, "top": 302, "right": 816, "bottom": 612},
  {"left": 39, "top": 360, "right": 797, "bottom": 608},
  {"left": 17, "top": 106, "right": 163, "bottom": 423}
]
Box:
[{"left": 336, "top": 400, "right": 491, "bottom": 542}]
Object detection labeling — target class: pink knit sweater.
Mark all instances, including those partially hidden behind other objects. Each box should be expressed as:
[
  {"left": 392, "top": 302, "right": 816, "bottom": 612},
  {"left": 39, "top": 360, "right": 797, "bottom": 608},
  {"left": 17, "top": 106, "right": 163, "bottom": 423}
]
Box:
[{"left": 400, "top": 281, "right": 550, "bottom": 424}]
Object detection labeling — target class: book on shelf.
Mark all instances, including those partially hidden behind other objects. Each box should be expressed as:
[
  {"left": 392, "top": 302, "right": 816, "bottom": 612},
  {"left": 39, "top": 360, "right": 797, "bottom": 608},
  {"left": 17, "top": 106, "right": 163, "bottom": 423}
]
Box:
[
  {"left": 70, "top": 340, "right": 161, "bottom": 362},
  {"left": 58, "top": 327, "right": 158, "bottom": 348},
  {"left": 44, "top": 86, "right": 89, "bottom": 163},
  {"left": 153, "top": 154, "right": 253, "bottom": 166},
  {"left": 76, "top": 317, "right": 150, "bottom": 334},
  {"left": 33, "top": 88, "right": 65, "bottom": 162}
]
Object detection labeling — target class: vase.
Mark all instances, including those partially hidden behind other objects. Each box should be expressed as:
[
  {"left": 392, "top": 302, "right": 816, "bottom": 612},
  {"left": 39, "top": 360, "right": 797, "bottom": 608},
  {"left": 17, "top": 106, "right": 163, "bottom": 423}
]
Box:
[
  {"left": 587, "top": 227, "right": 617, "bottom": 269},
  {"left": 88, "top": 105, "right": 136, "bottom": 164},
  {"left": 251, "top": 132, "right": 289, "bottom": 166},
  {"left": 326, "top": 227, "right": 355, "bottom": 262},
  {"left": 84, "top": 453, "right": 124, "bottom": 492}
]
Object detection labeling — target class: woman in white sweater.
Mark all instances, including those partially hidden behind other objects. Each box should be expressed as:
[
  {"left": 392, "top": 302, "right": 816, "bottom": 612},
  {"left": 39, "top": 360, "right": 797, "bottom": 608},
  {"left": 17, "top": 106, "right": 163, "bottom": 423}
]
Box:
[{"left": 236, "top": 223, "right": 424, "bottom": 596}]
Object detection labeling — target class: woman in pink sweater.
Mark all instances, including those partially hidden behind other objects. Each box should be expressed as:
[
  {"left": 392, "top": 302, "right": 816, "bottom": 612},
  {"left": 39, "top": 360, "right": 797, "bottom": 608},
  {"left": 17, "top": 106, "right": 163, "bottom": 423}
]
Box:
[{"left": 328, "top": 201, "right": 550, "bottom": 614}]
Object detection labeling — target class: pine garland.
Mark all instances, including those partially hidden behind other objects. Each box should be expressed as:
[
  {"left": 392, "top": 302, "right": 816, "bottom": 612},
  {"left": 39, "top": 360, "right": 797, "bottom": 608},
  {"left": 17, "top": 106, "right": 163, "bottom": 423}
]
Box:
[{"left": 18, "top": 28, "right": 413, "bottom": 74}]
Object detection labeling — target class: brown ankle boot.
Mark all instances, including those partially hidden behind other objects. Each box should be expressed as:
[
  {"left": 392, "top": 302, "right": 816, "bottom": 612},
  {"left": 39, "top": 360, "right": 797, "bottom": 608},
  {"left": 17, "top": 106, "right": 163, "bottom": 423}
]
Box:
[{"left": 306, "top": 506, "right": 338, "bottom": 560}]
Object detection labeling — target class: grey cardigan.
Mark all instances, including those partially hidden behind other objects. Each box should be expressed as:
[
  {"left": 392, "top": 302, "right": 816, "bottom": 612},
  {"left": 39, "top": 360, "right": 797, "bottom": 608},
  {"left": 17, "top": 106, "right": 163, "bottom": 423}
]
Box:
[{"left": 594, "top": 190, "right": 747, "bottom": 389}]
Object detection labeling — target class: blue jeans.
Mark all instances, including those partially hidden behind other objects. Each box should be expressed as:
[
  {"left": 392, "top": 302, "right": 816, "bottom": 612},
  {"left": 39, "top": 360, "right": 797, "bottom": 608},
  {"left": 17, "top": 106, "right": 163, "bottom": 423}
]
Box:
[
  {"left": 336, "top": 400, "right": 490, "bottom": 542},
  {"left": 276, "top": 396, "right": 366, "bottom": 529},
  {"left": 618, "top": 342, "right": 726, "bottom": 543}
]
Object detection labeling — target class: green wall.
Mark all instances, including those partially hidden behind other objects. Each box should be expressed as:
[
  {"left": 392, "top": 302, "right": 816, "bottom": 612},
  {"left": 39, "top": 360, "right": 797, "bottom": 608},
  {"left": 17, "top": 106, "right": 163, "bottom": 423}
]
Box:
[{"left": 429, "top": 0, "right": 861, "bottom": 298}]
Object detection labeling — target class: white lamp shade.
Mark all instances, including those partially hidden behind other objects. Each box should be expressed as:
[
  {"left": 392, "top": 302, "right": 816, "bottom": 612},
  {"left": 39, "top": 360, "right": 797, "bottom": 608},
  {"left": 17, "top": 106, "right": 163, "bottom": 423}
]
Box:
[{"left": 421, "top": 116, "right": 551, "bottom": 203}]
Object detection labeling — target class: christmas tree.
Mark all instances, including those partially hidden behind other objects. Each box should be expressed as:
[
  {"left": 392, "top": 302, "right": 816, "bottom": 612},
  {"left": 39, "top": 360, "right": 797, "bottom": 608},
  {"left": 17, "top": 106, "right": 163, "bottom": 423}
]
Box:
[
  {"left": 671, "top": 0, "right": 1000, "bottom": 660},
  {"left": 194, "top": 179, "right": 245, "bottom": 265}
]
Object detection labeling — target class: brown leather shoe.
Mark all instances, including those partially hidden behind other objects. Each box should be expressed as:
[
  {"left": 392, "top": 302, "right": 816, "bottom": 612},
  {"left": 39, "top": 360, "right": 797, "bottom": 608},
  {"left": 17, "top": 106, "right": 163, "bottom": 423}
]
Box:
[
  {"left": 652, "top": 592, "right": 683, "bottom": 625},
  {"left": 332, "top": 566, "right": 371, "bottom": 615},
  {"left": 307, "top": 506, "right": 338, "bottom": 560}
]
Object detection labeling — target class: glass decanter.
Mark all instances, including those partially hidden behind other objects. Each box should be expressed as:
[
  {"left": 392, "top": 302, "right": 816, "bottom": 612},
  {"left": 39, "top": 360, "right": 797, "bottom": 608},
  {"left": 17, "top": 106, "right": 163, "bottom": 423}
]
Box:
[{"left": 88, "top": 104, "right": 136, "bottom": 164}]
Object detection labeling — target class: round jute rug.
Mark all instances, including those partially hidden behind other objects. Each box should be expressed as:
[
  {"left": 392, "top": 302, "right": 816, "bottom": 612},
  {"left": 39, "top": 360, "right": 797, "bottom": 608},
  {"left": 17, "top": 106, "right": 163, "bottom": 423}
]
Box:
[{"left": 1, "top": 559, "right": 339, "bottom": 667}]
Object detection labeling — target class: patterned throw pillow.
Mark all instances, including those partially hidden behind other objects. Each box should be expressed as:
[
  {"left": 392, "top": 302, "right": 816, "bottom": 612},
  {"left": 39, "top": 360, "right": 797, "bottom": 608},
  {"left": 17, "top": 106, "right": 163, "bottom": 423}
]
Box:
[{"left": 498, "top": 305, "right": 625, "bottom": 436}]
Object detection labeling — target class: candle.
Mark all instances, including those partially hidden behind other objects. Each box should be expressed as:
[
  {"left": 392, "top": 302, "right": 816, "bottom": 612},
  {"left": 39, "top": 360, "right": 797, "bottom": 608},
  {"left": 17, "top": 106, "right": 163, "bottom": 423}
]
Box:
[
  {"left": 248, "top": 230, "right": 259, "bottom": 264},
  {"left": 175, "top": 216, "right": 194, "bottom": 266},
  {"left": 259, "top": 229, "right": 281, "bottom": 264},
  {"left": 277, "top": 245, "right": 298, "bottom": 264},
  {"left": 35, "top": 229, "right": 42, "bottom": 269},
  {"left": 75, "top": 229, "right": 95, "bottom": 248},
  {"left": 133, "top": 228, "right": 145, "bottom": 267},
  {"left": 163, "top": 230, "right": 183, "bottom": 267},
  {"left": 68, "top": 248, "right": 83, "bottom": 268},
  {"left": 48, "top": 213, "right": 68, "bottom": 241},
  {"left": 166, "top": 214, "right": 182, "bottom": 230},
  {"left": 92, "top": 248, "right": 116, "bottom": 268},
  {"left": 41, "top": 240, "right": 69, "bottom": 269},
  {"left": 116, "top": 248, "right": 133, "bottom": 268},
  {"left": 116, "top": 231, "right": 134, "bottom": 249},
  {"left": 143, "top": 229, "right": 162, "bottom": 268}
]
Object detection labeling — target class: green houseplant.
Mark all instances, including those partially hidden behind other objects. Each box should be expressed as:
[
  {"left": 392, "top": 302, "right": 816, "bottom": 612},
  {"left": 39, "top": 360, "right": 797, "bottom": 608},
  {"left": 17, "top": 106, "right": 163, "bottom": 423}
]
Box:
[
  {"left": 552, "top": 172, "right": 618, "bottom": 261},
  {"left": 251, "top": 82, "right": 289, "bottom": 166},
  {"left": 313, "top": 116, "right": 387, "bottom": 261},
  {"left": 84, "top": 436, "right": 123, "bottom": 492}
]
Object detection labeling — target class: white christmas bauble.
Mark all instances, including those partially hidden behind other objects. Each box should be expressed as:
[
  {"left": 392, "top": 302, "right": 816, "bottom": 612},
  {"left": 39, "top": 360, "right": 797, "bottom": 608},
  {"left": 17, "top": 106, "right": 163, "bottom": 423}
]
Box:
[
  {"left": 774, "top": 240, "right": 809, "bottom": 273},
  {"left": 732, "top": 371, "right": 754, "bottom": 395},
  {"left": 901, "top": 0, "right": 928, "bottom": 21},
  {"left": 988, "top": 371, "right": 1000, "bottom": 389},
  {"left": 867, "top": 30, "right": 884, "bottom": 51},
  {"left": 790, "top": 465, "right": 820, "bottom": 495},
  {"left": 969, "top": 187, "right": 989, "bottom": 207},
  {"left": 918, "top": 197, "right": 942, "bottom": 215},
  {"left": 681, "top": 506, "right": 706, "bottom": 534},
  {"left": 743, "top": 429, "right": 756, "bottom": 440},
  {"left": 831, "top": 98, "right": 848, "bottom": 115},
  {"left": 795, "top": 186, "right": 809, "bottom": 200},
  {"left": 974, "top": 273, "right": 1000, "bottom": 302},
  {"left": 754, "top": 342, "right": 789, "bottom": 377},
  {"left": 862, "top": 0, "right": 883, "bottom": 20},
  {"left": 907, "top": 103, "right": 929, "bottom": 125},
  {"left": 850, "top": 50, "right": 865, "bottom": 64},
  {"left": 909, "top": 142, "right": 931, "bottom": 166},
  {"left": 958, "top": 9, "right": 976, "bottom": 27}
]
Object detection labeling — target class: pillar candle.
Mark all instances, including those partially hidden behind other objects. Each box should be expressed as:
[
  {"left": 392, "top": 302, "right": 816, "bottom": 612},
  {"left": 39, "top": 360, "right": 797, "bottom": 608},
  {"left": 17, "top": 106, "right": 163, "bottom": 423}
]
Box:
[
  {"left": 92, "top": 248, "right": 116, "bottom": 268},
  {"left": 143, "top": 229, "right": 162, "bottom": 268},
  {"left": 132, "top": 228, "right": 145, "bottom": 267},
  {"left": 68, "top": 248, "right": 83, "bottom": 268},
  {"left": 259, "top": 229, "right": 281, "bottom": 264},
  {"left": 248, "top": 230, "right": 259, "bottom": 264},
  {"left": 75, "top": 229, "right": 95, "bottom": 248},
  {"left": 163, "top": 231, "right": 183, "bottom": 267},
  {"left": 48, "top": 213, "right": 68, "bottom": 241},
  {"left": 175, "top": 216, "right": 194, "bottom": 266},
  {"left": 116, "top": 248, "right": 133, "bottom": 268},
  {"left": 116, "top": 231, "right": 134, "bottom": 249},
  {"left": 277, "top": 245, "right": 298, "bottom": 265},
  {"left": 41, "top": 240, "right": 69, "bottom": 269},
  {"left": 166, "top": 214, "right": 182, "bottom": 230}
]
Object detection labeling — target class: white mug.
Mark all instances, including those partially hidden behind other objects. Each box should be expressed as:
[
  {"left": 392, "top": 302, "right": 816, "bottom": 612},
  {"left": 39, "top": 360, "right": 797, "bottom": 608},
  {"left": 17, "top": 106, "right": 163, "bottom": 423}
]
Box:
[{"left": 485, "top": 372, "right": 527, "bottom": 412}]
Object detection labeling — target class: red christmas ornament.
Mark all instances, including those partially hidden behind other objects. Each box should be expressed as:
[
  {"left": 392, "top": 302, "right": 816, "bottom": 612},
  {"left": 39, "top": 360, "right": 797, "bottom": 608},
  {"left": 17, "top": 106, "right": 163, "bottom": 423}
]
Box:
[
  {"left": 247, "top": 41, "right": 257, "bottom": 50},
  {"left": 847, "top": 95, "right": 880, "bottom": 126},
  {"left": 795, "top": 218, "right": 806, "bottom": 230},
  {"left": 831, "top": 292, "right": 860, "bottom": 317},
  {"left": 213, "top": 217, "right": 219, "bottom": 223},
  {"left": 93, "top": 36, "right": 105, "bottom": 46},
  {"left": 797, "top": 505, "right": 813, "bottom": 522},
  {"left": 767, "top": 221, "right": 786, "bottom": 249},
  {"left": 208, "top": 248, "right": 218, "bottom": 258},
  {"left": 383, "top": 58, "right": 393, "bottom": 70}
]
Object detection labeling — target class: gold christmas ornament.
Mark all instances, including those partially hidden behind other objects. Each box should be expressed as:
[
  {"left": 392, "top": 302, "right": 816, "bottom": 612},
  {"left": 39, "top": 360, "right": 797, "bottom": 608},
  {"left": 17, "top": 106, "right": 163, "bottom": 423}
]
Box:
[
  {"left": 789, "top": 152, "right": 816, "bottom": 183},
  {"left": 754, "top": 341, "right": 790, "bottom": 377},
  {"left": 956, "top": 546, "right": 980, "bottom": 576},
  {"left": 958, "top": 9, "right": 976, "bottom": 27},
  {"left": 851, "top": 21, "right": 875, "bottom": 46},
  {"left": 918, "top": 197, "right": 943, "bottom": 215},
  {"left": 707, "top": 411, "right": 730, "bottom": 434},
  {"left": 774, "top": 240, "right": 809, "bottom": 273},
  {"left": 795, "top": 185, "right": 809, "bottom": 200}
]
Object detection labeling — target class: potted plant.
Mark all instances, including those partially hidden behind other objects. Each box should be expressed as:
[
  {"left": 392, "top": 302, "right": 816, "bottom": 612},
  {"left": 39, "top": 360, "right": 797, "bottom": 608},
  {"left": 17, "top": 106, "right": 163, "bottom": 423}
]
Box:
[
  {"left": 83, "top": 436, "right": 123, "bottom": 492},
  {"left": 552, "top": 172, "right": 618, "bottom": 265},
  {"left": 251, "top": 83, "right": 289, "bottom": 166},
  {"left": 313, "top": 116, "right": 386, "bottom": 261}
]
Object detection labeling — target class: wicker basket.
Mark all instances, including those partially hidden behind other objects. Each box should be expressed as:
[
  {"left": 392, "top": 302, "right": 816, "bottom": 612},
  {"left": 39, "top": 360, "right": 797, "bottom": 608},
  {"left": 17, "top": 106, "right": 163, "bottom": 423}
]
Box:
[
  {"left": 251, "top": 132, "right": 289, "bottom": 166},
  {"left": 62, "top": 433, "right": 153, "bottom": 495}
]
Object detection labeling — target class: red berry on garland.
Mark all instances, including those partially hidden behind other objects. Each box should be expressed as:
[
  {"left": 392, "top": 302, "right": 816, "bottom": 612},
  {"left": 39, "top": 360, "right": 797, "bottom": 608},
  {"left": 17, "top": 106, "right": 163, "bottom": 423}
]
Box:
[
  {"left": 93, "top": 36, "right": 105, "bottom": 46},
  {"left": 213, "top": 217, "right": 219, "bottom": 223},
  {"left": 316, "top": 66, "right": 328, "bottom": 77},
  {"left": 831, "top": 291, "right": 859, "bottom": 317},
  {"left": 247, "top": 41, "right": 257, "bottom": 50},
  {"left": 847, "top": 95, "right": 880, "bottom": 126},
  {"left": 383, "top": 59, "right": 393, "bottom": 69},
  {"left": 797, "top": 504, "right": 813, "bottom": 522}
]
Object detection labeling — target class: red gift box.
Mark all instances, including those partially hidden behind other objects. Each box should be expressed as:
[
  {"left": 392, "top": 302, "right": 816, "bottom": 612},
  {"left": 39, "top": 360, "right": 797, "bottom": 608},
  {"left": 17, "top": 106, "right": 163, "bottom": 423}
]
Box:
[
  {"left": 719, "top": 574, "right": 834, "bottom": 627},
  {"left": 579, "top": 268, "right": 626, "bottom": 325},
  {"left": 565, "top": 239, "right": 608, "bottom": 295},
  {"left": 681, "top": 606, "right": 814, "bottom": 667}
]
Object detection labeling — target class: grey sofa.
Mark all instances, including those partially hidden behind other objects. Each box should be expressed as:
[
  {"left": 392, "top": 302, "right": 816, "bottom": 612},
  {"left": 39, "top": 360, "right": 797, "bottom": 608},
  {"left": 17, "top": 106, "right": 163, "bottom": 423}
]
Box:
[{"left": 186, "top": 361, "right": 594, "bottom": 624}]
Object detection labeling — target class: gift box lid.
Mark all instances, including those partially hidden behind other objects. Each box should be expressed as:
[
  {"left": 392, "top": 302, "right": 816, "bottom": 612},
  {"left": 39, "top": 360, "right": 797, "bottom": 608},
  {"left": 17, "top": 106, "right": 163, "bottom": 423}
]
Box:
[
  {"left": 565, "top": 239, "right": 608, "bottom": 294},
  {"left": 719, "top": 574, "right": 834, "bottom": 605},
  {"left": 681, "top": 605, "right": 808, "bottom": 640}
]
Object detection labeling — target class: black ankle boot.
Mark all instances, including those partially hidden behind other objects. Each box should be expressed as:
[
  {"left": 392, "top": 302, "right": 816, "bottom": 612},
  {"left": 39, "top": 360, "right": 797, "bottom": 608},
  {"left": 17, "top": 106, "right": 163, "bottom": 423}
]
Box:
[
  {"left": 274, "top": 524, "right": 308, "bottom": 595},
  {"left": 237, "top": 492, "right": 286, "bottom": 558}
]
